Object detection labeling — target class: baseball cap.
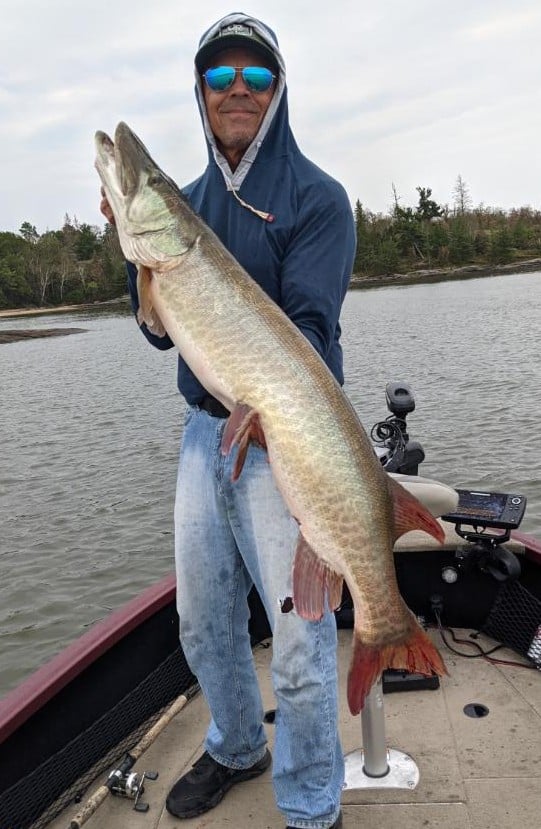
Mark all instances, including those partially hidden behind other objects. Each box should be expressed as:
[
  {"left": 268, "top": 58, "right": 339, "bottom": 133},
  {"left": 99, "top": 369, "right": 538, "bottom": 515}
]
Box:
[{"left": 195, "top": 21, "right": 279, "bottom": 73}]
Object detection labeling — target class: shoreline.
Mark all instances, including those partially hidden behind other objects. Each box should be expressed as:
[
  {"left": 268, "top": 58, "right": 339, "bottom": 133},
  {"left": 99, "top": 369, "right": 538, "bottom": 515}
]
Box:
[
  {"left": 0, "top": 296, "right": 130, "bottom": 319},
  {"left": 1, "top": 259, "right": 540, "bottom": 318},
  {"left": 0, "top": 327, "right": 87, "bottom": 344},
  {"left": 350, "top": 257, "right": 541, "bottom": 290}
]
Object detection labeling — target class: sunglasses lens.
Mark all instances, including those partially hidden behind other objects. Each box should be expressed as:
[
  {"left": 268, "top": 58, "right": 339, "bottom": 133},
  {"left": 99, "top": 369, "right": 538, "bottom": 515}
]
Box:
[
  {"left": 203, "top": 66, "right": 275, "bottom": 93},
  {"left": 204, "top": 66, "right": 236, "bottom": 91},
  {"left": 242, "top": 67, "right": 274, "bottom": 92}
]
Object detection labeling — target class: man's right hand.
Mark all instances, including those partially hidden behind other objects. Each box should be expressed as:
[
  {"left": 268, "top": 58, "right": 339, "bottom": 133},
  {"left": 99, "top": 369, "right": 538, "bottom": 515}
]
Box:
[{"left": 100, "top": 187, "right": 115, "bottom": 225}]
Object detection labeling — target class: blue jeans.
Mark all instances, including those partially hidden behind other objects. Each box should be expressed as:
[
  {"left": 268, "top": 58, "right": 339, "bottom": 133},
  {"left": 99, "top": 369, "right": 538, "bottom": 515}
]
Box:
[{"left": 174, "top": 406, "right": 343, "bottom": 828}]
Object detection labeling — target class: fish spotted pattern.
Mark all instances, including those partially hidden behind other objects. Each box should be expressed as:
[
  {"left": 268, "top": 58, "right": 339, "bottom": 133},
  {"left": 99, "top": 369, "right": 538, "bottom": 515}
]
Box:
[{"left": 95, "top": 122, "right": 447, "bottom": 713}]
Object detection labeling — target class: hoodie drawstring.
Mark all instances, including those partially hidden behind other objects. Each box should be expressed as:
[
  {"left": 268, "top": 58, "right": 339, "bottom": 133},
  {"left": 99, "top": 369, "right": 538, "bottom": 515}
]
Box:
[{"left": 230, "top": 187, "right": 275, "bottom": 223}]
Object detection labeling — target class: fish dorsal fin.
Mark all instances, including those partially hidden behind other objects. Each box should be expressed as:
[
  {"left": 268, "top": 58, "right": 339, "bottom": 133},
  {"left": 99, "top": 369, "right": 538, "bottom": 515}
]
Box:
[
  {"left": 136, "top": 265, "right": 167, "bottom": 337},
  {"left": 292, "top": 533, "right": 344, "bottom": 621},
  {"left": 221, "top": 404, "right": 267, "bottom": 481},
  {"left": 388, "top": 475, "right": 444, "bottom": 545}
]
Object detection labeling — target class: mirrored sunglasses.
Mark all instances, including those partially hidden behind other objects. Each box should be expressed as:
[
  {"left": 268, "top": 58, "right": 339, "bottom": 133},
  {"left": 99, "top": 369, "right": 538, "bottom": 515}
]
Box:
[{"left": 203, "top": 66, "right": 276, "bottom": 93}]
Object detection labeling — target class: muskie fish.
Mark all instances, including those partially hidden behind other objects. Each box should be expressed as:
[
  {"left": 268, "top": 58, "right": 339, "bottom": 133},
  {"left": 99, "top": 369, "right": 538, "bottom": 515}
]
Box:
[{"left": 95, "top": 122, "right": 447, "bottom": 713}]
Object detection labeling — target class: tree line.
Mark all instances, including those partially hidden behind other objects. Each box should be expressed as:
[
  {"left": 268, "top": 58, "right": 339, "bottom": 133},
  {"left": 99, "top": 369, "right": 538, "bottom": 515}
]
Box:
[
  {"left": 0, "top": 216, "right": 126, "bottom": 310},
  {"left": 1, "top": 178, "right": 540, "bottom": 310},
  {"left": 354, "top": 177, "right": 541, "bottom": 277}
]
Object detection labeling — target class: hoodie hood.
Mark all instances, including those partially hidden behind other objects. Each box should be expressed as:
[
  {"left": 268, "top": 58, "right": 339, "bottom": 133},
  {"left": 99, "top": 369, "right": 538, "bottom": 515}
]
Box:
[
  {"left": 130, "top": 13, "right": 356, "bottom": 406},
  {"left": 194, "top": 12, "right": 289, "bottom": 193}
]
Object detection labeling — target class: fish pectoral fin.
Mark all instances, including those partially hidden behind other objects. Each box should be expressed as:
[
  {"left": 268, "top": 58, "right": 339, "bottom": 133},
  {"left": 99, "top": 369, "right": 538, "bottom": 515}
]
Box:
[
  {"left": 136, "top": 265, "right": 167, "bottom": 337},
  {"left": 292, "top": 533, "right": 344, "bottom": 621},
  {"left": 221, "top": 404, "right": 267, "bottom": 481},
  {"left": 388, "top": 475, "right": 445, "bottom": 545}
]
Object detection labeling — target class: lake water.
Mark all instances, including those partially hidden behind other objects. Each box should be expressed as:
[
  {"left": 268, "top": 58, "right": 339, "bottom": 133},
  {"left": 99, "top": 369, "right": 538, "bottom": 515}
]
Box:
[{"left": 1, "top": 272, "right": 540, "bottom": 696}]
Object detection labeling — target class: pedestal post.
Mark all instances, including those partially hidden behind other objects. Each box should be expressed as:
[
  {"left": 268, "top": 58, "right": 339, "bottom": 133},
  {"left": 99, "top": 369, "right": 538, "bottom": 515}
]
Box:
[{"left": 344, "top": 679, "right": 420, "bottom": 790}]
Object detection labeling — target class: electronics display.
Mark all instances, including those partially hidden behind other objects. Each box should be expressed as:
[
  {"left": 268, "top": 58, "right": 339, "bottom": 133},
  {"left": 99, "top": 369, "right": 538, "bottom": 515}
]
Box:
[{"left": 442, "top": 488, "right": 526, "bottom": 530}]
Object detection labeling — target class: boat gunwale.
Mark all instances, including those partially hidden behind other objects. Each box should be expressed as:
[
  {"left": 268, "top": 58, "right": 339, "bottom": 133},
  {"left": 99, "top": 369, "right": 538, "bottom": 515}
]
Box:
[{"left": 0, "top": 572, "right": 177, "bottom": 743}]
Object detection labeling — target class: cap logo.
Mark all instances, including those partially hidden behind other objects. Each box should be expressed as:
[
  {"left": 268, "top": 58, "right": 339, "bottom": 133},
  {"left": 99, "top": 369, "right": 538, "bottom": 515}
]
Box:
[{"left": 219, "top": 23, "right": 254, "bottom": 38}]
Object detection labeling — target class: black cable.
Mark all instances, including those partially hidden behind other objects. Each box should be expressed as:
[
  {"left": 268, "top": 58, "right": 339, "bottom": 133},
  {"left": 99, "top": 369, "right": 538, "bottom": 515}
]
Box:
[
  {"left": 434, "top": 612, "right": 502, "bottom": 657},
  {"left": 370, "top": 417, "right": 407, "bottom": 468},
  {"left": 433, "top": 609, "right": 536, "bottom": 669}
]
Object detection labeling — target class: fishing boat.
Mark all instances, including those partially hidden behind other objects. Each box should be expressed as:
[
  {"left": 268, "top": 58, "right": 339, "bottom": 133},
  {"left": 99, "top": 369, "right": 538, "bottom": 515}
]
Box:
[{"left": 2, "top": 382, "right": 541, "bottom": 829}]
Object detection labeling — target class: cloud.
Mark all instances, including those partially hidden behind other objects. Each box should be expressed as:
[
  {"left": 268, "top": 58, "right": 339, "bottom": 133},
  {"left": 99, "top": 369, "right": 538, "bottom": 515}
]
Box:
[
  {"left": 463, "top": 9, "right": 541, "bottom": 40},
  {"left": 1, "top": 0, "right": 540, "bottom": 234}
]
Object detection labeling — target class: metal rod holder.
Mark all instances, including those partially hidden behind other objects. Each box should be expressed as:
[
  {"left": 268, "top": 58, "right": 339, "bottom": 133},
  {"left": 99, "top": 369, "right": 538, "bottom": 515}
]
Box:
[{"left": 344, "top": 679, "right": 420, "bottom": 791}]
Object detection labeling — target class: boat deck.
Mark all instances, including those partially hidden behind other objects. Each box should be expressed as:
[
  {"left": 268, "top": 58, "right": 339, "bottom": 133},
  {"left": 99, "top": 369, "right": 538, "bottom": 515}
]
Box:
[{"left": 51, "top": 628, "right": 541, "bottom": 829}]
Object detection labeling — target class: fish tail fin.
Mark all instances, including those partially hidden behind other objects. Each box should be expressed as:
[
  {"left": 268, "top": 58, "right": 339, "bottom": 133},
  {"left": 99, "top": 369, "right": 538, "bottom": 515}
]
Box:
[{"left": 347, "top": 623, "right": 447, "bottom": 715}]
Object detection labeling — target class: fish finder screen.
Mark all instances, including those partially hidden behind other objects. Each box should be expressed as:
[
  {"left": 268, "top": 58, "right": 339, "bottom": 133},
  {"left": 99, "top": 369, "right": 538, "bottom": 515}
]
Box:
[
  {"left": 457, "top": 491, "right": 508, "bottom": 518},
  {"left": 443, "top": 488, "right": 526, "bottom": 529}
]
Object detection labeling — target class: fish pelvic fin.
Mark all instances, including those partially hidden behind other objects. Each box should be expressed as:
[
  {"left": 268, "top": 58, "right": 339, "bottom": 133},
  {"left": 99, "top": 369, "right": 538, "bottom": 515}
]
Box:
[
  {"left": 136, "top": 265, "right": 167, "bottom": 337},
  {"left": 221, "top": 404, "right": 267, "bottom": 481},
  {"left": 347, "top": 623, "right": 447, "bottom": 715},
  {"left": 388, "top": 475, "right": 445, "bottom": 545},
  {"left": 292, "top": 533, "right": 344, "bottom": 621}
]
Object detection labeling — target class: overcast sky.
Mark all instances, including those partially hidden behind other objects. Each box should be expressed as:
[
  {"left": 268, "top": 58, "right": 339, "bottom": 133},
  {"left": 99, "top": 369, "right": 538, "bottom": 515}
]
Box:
[{"left": 2, "top": 0, "right": 540, "bottom": 234}]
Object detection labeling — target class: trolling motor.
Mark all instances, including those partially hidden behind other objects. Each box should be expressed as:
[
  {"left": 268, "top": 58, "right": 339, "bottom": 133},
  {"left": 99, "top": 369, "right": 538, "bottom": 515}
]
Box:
[
  {"left": 371, "top": 381, "right": 526, "bottom": 583},
  {"left": 372, "top": 381, "right": 425, "bottom": 474}
]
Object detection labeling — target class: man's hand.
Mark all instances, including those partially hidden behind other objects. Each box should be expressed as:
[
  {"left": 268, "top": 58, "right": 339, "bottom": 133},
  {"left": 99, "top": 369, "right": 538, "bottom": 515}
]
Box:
[{"left": 100, "top": 187, "right": 115, "bottom": 225}]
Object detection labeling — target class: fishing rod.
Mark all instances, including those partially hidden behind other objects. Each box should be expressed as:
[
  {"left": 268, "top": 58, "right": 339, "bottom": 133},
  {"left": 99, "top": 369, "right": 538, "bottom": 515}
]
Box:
[{"left": 69, "top": 682, "right": 200, "bottom": 828}]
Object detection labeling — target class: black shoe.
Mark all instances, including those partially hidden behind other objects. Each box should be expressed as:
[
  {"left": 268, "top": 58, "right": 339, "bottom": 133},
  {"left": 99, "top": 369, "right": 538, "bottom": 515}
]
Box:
[
  {"left": 166, "top": 749, "right": 271, "bottom": 818},
  {"left": 286, "top": 810, "right": 342, "bottom": 829}
]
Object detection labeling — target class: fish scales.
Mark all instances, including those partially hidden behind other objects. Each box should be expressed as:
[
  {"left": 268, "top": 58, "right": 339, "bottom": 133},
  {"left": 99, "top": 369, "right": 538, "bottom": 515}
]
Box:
[
  {"left": 95, "top": 122, "right": 447, "bottom": 712},
  {"left": 154, "top": 243, "right": 393, "bottom": 581}
]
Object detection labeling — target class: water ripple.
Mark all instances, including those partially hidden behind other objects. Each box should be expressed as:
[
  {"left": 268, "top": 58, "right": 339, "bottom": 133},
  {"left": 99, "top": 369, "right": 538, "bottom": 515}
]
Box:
[{"left": 1, "top": 273, "right": 540, "bottom": 695}]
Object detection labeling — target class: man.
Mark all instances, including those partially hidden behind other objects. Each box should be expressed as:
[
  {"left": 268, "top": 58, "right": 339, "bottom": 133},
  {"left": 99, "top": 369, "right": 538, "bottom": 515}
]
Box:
[{"left": 102, "top": 12, "right": 355, "bottom": 829}]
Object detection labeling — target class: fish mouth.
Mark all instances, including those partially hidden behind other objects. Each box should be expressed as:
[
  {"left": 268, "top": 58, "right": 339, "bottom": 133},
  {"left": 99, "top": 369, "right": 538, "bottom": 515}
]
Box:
[
  {"left": 95, "top": 130, "right": 114, "bottom": 156},
  {"left": 111, "top": 121, "right": 150, "bottom": 199},
  {"left": 94, "top": 129, "right": 118, "bottom": 202},
  {"left": 94, "top": 121, "right": 189, "bottom": 255},
  {"left": 96, "top": 122, "right": 173, "bottom": 206},
  {"left": 94, "top": 130, "right": 115, "bottom": 178},
  {"left": 95, "top": 122, "right": 153, "bottom": 199}
]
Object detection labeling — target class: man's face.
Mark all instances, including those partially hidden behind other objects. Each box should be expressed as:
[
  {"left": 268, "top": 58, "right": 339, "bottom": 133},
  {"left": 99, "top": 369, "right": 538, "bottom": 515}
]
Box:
[{"left": 202, "top": 47, "right": 276, "bottom": 168}]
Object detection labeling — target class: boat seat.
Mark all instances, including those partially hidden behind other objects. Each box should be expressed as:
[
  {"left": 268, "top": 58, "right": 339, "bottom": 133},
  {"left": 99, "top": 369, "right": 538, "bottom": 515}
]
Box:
[{"left": 389, "top": 472, "right": 459, "bottom": 518}]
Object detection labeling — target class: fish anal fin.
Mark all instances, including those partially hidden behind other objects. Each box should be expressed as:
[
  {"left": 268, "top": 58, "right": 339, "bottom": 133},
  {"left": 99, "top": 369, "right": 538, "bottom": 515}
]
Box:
[
  {"left": 388, "top": 476, "right": 444, "bottom": 545},
  {"left": 292, "top": 533, "right": 344, "bottom": 621},
  {"left": 136, "top": 265, "right": 167, "bottom": 337},
  {"left": 347, "top": 624, "right": 447, "bottom": 715},
  {"left": 221, "top": 404, "right": 267, "bottom": 481}
]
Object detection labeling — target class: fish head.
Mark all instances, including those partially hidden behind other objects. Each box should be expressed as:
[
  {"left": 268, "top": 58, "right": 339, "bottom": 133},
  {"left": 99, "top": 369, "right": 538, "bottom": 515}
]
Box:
[{"left": 95, "top": 122, "right": 197, "bottom": 270}]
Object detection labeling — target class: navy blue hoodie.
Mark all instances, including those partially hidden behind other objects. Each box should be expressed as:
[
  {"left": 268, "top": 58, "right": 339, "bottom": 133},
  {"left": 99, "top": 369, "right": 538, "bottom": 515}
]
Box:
[{"left": 127, "top": 12, "right": 356, "bottom": 405}]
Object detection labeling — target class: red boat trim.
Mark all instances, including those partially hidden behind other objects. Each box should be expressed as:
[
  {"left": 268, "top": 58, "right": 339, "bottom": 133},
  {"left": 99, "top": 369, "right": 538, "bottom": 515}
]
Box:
[
  {"left": 0, "top": 572, "right": 176, "bottom": 744},
  {"left": 511, "top": 529, "right": 541, "bottom": 565}
]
